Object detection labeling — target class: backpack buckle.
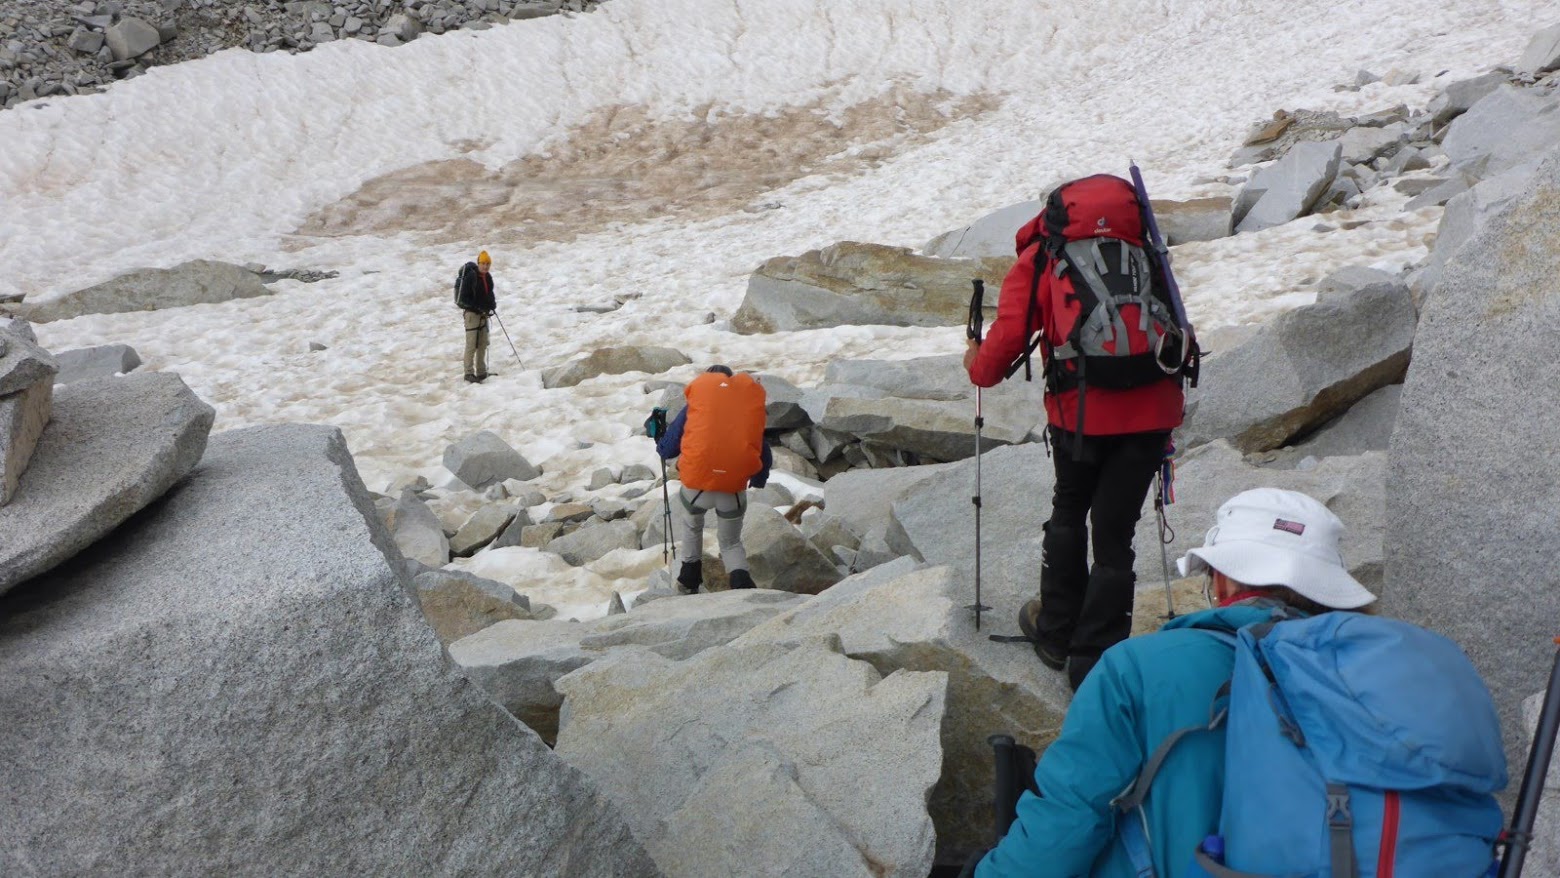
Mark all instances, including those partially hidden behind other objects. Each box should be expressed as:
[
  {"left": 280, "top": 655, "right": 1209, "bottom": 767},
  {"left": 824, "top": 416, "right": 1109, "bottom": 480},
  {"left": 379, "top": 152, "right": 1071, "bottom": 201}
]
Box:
[{"left": 1325, "top": 787, "right": 1353, "bottom": 827}]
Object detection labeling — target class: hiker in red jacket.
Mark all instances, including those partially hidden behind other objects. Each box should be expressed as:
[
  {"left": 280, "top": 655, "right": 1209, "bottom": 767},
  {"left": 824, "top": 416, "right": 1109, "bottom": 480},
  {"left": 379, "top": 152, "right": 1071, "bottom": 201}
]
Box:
[{"left": 965, "top": 175, "right": 1188, "bottom": 690}]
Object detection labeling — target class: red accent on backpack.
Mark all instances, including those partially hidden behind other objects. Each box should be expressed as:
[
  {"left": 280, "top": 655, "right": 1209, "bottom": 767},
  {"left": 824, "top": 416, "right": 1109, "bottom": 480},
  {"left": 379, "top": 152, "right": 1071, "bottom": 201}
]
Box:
[
  {"left": 1040, "top": 174, "right": 1145, "bottom": 248},
  {"left": 678, "top": 372, "right": 766, "bottom": 494}
]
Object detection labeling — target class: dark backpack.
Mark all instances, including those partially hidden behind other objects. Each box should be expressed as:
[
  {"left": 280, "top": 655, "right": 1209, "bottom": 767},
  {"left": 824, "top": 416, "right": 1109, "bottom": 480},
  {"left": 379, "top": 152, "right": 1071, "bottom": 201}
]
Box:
[
  {"left": 454, "top": 262, "right": 477, "bottom": 310},
  {"left": 1015, "top": 174, "right": 1194, "bottom": 393}
]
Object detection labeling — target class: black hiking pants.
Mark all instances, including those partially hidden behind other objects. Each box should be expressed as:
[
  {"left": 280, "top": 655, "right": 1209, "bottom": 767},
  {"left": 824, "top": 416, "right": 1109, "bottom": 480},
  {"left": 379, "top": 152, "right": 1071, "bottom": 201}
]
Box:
[{"left": 1035, "top": 427, "right": 1169, "bottom": 686}]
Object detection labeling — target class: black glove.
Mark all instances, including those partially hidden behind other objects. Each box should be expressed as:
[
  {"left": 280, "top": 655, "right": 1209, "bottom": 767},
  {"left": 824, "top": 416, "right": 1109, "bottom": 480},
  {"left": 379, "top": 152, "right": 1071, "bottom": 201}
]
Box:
[{"left": 644, "top": 408, "right": 667, "bottom": 440}]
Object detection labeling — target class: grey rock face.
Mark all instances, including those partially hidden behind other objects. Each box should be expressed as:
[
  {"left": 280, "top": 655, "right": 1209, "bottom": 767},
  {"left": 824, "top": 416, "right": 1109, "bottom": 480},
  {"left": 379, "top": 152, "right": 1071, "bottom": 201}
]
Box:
[
  {"left": 1517, "top": 22, "right": 1560, "bottom": 75},
  {"left": 450, "top": 502, "right": 518, "bottom": 557},
  {"left": 1235, "top": 141, "right": 1343, "bottom": 233},
  {"left": 0, "top": 424, "right": 657, "bottom": 876},
  {"left": 0, "top": 380, "right": 51, "bottom": 506},
  {"left": 739, "top": 504, "right": 841, "bottom": 593},
  {"left": 52, "top": 343, "right": 141, "bottom": 384},
  {"left": 544, "top": 519, "right": 639, "bottom": 566},
  {"left": 412, "top": 566, "right": 529, "bottom": 645},
  {"left": 731, "top": 242, "right": 1009, "bottom": 334},
  {"left": 541, "top": 346, "right": 691, "bottom": 389},
  {"left": 22, "top": 260, "right": 271, "bottom": 323},
  {"left": 386, "top": 488, "right": 449, "bottom": 567},
  {"left": 0, "top": 326, "right": 57, "bottom": 396},
  {"left": 443, "top": 429, "right": 539, "bottom": 488},
  {"left": 732, "top": 563, "right": 1071, "bottom": 863},
  {"left": 1386, "top": 147, "right": 1560, "bottom": 774},
  {"left": 450, "top": 590, "right": 805, "bottom": 742},
  {"left": 554, "top": 637, "right": 947, "bottom": 878},
  {"left": 1442, "top": 87, "right": 1560, "bottom": 181},
  {"left": 1427, "top": 72, "right": 1508, "bottom": 125},
  {"left": 104, "top": 16, "right": 160, "bottom": 60},
  {"left": 0, "top": 373, "right": 214, "bottom": 595},
  {"left": 921, "top": 199, "right": 1042, "bottom": 259},
  {"left": 1151, "top": 197, "right": 1234, "bottom": 245},
  {"left": 1179, "top": 280, "right": 1416, "bottom": 453}
]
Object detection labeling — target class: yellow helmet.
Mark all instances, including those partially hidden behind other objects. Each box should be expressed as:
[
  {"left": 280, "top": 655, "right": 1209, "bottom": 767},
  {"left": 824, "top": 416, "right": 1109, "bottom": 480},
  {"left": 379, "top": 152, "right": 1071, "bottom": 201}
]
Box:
[{"left": 477, "top": 250, "right": 491, "bottom": 265}]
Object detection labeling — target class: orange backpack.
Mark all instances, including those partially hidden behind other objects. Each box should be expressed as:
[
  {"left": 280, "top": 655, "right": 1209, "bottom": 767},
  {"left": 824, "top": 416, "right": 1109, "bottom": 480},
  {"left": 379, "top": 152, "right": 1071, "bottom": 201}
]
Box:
[{"left": 679, "top": 372, "right": 767, "bottom": 493}]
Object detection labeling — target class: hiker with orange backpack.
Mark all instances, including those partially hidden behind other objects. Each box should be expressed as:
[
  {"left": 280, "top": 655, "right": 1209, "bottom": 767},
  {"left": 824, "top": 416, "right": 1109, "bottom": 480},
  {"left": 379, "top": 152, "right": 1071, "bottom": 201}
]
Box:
[
  {"left": 648, "top": 365, "right": 772, "bottom": 593},
  {"left": 964, "top": 173, "right": 1196, "bottom": 691},
  {"left": 972, "top": 488, "right": 1507, "bottom": 878}
]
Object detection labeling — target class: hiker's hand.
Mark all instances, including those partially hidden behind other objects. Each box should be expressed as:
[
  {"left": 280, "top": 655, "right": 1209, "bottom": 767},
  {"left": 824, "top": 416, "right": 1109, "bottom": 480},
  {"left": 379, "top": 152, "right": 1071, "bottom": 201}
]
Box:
[{"left": 963, "top": 338, "right": 980, "bottom": 372}]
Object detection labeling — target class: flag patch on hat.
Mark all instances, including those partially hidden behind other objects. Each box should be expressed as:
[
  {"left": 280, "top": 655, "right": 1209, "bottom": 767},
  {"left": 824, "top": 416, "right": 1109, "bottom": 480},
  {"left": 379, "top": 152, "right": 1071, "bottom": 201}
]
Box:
[{"left": 1273, "top": 518, "right": 1306, "bottom": 535}]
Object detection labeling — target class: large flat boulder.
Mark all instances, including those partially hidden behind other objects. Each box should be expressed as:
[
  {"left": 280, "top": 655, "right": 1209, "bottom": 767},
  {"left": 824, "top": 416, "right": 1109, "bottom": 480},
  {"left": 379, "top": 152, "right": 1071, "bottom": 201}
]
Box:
[
  {"left": 1386, "top": 147, "right": 1560, "bottom": 773},
  {"left": 412, "top": 566, "right": 530, "bottom": 646},
  {"left": 22, "top": 260, "right": 271, "bottom": 323},
  {"left": 53, "top": 344, "right": 142, "bottom": 384},
  {"left": 385, "top": 488, "right": 450, "bottom": 567},
  {"left": 443, "top": 429, "right": 539, "bottom": 489},
  {"left": 0, "top": 326, "right": 57, "bottom": 396},
  {"left": 1517, "top": 22, "right": 1560, "bottom": 76},
  {"left": 0, "top": 379, "right": 51, "bottom": 505},
  {"left": 811, "top": 354, "right": 1045, "bottom": 462},
  {"left": 541, "top": 346, "right": 691, "bottom": 389},
  {"left": 886, "top": 442, "right": 1054, "bottom": 584},
  {"left": 822, "top": 459, "right": 958, "bottom": 539},
  {"left": 1427, "top": 72, "right": 1508, "bottom": 125},
  {"left": 1152, "top": 197, "right": 1234, "bottom": 245},
  {"left": 739, "top": 503, "right": 842, "bottom": 593},
  {"left": 1235, "top": 141, "right": 1343, "bottom": 233},
  {"left": 922, "top": 199, "right": 1042, "bottom": 259},
  {"left": 0, "top": 374, "right": 213, "bottom": 595},
  {"left": 449, "top": 590, "right": 806, "bottom": 742},
  {"left": 545, "top": 519, "right": 640, "bottom": 566},
  {"left": 1179, "top": 279, "right": 1416, "bottom": 453},
  {"left": 1256, "top": 384, "right": 1402, "bottom": 469},
  {"left": 1132, "top": 441, "right": 1386, "bottom": 594},
  {"left": 731, "top": 242, "right": 1008, "bottom": 334},
  {"left": 554, "top": 637, "right": 947, "bottom": 878},
  {"left": 1442, "top": 86, "right": 1560, "bottom": 181},
  {"left": 0, "top": 425, "right": 657, "bottom": 876},
  {"left": 733, "top": 562, "right": 1071, "bottom": 864}
]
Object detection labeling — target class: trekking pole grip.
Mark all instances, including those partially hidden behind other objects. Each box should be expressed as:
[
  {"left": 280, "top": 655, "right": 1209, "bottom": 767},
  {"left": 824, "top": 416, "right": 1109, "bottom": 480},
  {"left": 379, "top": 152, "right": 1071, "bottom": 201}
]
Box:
[{"left": 968, "top": 279, "right": 985, "bottom": 342}]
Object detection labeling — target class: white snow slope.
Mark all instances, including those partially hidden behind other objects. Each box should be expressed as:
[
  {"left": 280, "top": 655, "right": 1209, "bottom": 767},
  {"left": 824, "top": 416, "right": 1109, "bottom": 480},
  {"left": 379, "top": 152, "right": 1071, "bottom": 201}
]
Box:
[{"left": 0, "top": 0, "right": 1545, "bottom": 616}]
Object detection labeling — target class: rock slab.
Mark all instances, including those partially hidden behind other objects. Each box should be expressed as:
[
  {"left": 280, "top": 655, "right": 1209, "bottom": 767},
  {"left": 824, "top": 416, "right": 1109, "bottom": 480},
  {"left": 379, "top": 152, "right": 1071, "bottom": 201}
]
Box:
[
  {"left": 0, "top": 374, "right": 214, "bottom": 595},
  {"left": 1386, "top": 147, "right": 1560, "bottom": 774},
  {"left": 23, "top": 260, "right": 272, "bottom": 324},
  {"left": 0, "top": 424, "right": 657, "bottom": 876}
]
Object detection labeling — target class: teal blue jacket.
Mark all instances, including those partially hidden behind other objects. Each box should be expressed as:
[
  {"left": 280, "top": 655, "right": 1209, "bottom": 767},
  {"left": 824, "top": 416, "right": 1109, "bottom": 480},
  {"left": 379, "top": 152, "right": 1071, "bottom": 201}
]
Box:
[{"left": 976, "top": 604, "right": 1277, "bottom": 878}]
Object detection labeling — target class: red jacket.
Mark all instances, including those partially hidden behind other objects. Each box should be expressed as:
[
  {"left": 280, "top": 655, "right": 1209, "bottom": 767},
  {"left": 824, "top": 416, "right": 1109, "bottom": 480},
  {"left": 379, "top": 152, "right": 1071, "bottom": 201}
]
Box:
[{"left": 966, "top": 214, "right": 1184, "bottom": 435}]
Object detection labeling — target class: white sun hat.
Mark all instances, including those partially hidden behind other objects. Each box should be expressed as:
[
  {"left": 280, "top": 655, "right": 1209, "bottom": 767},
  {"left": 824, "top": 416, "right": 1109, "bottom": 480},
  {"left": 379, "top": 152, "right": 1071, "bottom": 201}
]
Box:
[{"left": 1175, "top": 487, "right": 1377, "bottom": 609}]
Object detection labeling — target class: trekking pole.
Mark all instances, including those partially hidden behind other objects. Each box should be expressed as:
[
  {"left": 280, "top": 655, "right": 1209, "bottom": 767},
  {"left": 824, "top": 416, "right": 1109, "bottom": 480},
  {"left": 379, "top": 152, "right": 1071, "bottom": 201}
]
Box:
[
  {"left": 1154, "top": 444, "right": 1178, "bottom": 620},
  {"left": 967, "top": 279, "right": 991, "bottom": 631},
  {"left": 659, "top": 456, "right": 674, "bottom": 568},
  {"left": 1499, "top": 637, "right": 1560, "bottom": 878},
  {"left": 491, "top": 312, "right": 526, "bottom": 370}
]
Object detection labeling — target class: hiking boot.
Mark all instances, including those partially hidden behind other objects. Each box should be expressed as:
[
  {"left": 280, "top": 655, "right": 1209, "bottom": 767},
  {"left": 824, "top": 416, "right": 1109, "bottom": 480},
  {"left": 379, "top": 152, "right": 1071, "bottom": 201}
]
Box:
[
  {"left": 1018, "top": 599, "right": 1068, "bottom": 672},
  {"left": 728, "top": 569, "right": 756, "bottom": 590},
  {"left": 463, "top": 373, "right": 479, "bottom": 383},
  {"left": 676, "top": 560, "right": 702, "bottom": 594}
]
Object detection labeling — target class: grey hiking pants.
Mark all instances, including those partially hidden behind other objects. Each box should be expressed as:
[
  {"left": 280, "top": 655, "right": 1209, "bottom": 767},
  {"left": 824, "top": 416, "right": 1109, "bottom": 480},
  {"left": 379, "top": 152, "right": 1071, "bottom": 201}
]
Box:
[
  {"left": 463, "top": 310, "right": 489, "bottom": 376},
  {"left": 674, "top": 487, "right": 748, "bottom": 572}
]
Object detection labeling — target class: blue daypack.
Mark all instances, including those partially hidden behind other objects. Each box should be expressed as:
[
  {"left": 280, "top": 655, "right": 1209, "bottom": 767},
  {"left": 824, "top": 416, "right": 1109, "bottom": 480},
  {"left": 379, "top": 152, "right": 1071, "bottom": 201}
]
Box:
[{"left": 1113, "top": 609, "right": 1508, "bottom": 878}]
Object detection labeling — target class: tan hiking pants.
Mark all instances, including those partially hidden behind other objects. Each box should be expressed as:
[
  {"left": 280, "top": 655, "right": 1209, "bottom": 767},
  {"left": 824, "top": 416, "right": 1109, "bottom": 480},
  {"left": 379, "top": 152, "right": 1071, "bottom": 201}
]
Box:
[{"left": 463, "top": 311, "right": 489, "bottom": 376}]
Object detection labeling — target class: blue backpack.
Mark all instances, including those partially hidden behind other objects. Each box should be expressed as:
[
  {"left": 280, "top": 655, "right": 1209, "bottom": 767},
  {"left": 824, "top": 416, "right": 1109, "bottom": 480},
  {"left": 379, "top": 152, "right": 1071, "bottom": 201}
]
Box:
[{"left": 1113, "top": 609, "right": 1508, "bottom": 878}]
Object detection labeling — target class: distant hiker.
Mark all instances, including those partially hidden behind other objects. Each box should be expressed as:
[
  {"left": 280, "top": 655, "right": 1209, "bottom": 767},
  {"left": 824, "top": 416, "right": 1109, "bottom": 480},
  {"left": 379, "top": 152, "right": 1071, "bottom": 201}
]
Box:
[
  {"left": 976, "top": 488, "right": 1506, "bottom": 878},
  {"left": 455, "top": 250, "right": 497, "bottom": 383},
  {"left": 652, "top": 365, "right": 772, "bottom": 593},
  {"left": 964, "top": 174, "right": 1195, "bottom": 690}
]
